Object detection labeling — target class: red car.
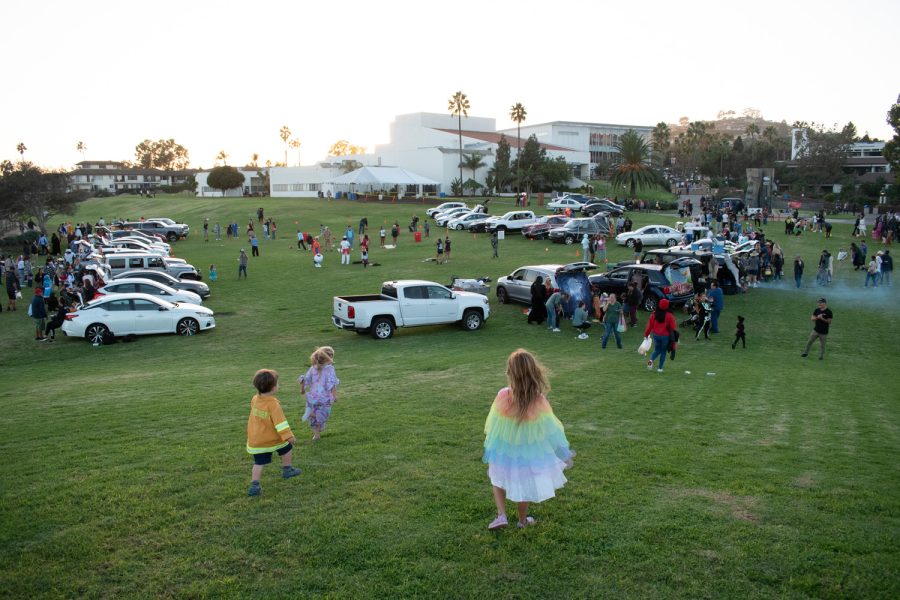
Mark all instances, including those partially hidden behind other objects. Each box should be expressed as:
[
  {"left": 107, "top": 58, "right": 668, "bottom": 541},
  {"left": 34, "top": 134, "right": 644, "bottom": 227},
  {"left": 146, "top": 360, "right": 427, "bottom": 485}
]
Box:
[{"left": 521, "top": 215, "right": 570, "bottom": 239}]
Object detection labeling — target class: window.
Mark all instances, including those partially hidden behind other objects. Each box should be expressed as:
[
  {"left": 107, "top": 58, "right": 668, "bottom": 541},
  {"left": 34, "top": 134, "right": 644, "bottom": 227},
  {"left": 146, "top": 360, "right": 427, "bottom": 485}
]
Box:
[
  {"left": 112, "top": 283, "right": 137, "bottom": 293},
  {"left": 148, "top": 257, "right": 164, "bottom": 268},
  {"left": 403, "top": 286, "right": 428, "bottom": 299},
  {"left": 104, "top": 299, "right": 132, "bottom": 311},
  {"left": 129, "top": 258, "right": 146, "bottom": 268},
  {"left": 133, "top": 299, "right": 161, "bottom": 311},
  {"left": 108, "top": 258, "right": 125, "bottom": 270},
  {"left": 427, "top": 286, "right": 452, "bottom": 300},
  {"left": 272, "top": 184, "right": 288, "bottom": 192}
]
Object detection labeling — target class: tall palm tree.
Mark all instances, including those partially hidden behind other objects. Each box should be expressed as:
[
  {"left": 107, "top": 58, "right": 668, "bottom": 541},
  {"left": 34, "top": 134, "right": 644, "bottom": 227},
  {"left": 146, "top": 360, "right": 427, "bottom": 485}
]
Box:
[
  {"left": 448, "top": 91, "right": 470, "bottom": 193},
  {"left": 76, "top": 141, "right": 87, "bottom": 160},
  {"left": 745, "top": 123, "right": 760, "bottom": 140},
  {"left": 215, "top": 150, "right": 228, "bottom": 165},
  {"left": 509, "top": 103, "right": 527, "bottom": 193},
  {"left": 461, "top": 153, "right": 486, "bottom": 196},
  {"left": 289, "top": 138, "right": 301, "bottom": 166},
  {"left": 279, "top": 125, "right": 291, "bottom": 167},
  {"left": 610, "top": 130, "right": 659, "bottom": 200},
  {"left": 249, "top": 153, "right": 259, "bottom": 168},
  {"left": 16, "top": 142, "right": 27, "bottom": 159},
  {"left": 651, "top": 122, "right": 670, "bottom": 166}
]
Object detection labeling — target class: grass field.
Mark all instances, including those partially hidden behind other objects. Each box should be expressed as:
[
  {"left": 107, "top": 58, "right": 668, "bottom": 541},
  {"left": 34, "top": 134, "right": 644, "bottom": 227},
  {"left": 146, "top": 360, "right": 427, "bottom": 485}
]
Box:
[{"left": 1, "top": 194, "right": 898, "bottom": 599}]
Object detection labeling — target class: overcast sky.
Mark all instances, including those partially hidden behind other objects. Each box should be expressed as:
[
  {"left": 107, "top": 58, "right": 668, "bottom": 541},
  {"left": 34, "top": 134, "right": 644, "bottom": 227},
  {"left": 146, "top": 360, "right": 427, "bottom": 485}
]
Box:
[{"left": 2, "top": 0, "right": 897, "bottom": 170}]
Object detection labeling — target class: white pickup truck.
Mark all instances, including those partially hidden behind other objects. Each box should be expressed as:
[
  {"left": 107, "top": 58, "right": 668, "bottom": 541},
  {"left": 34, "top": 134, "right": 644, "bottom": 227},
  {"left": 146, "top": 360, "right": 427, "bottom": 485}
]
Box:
[
  {"left": 484, "top": 210, "right": 538, "bottom": 232},
  {"left": 332, "top": 280, "right": 490, "bottom": 339}
]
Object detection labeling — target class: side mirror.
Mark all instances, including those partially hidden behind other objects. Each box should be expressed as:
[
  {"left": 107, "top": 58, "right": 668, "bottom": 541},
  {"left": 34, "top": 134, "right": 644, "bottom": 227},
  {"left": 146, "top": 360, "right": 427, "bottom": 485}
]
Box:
[{"left": 158, "top": 306, "right": 167, "bottom": 311}]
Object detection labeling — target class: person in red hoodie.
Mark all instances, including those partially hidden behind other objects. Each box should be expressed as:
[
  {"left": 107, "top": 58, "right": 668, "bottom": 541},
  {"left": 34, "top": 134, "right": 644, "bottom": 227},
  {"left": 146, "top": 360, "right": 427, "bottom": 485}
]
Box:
[{"left": 643, "top": 298, "right": 677, "bottom": 373}]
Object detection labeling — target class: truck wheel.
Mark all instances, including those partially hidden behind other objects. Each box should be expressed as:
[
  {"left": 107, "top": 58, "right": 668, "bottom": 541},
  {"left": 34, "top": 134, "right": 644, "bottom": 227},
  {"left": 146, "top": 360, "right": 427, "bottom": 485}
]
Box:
[
  {"left": 497, "top": 287, "right": 509, "bottom": 304},
  {"left": 462, "top": 309, "right": 483, "bottom": 331},
  {"left": 564, "top": 235, "right": 575, "bottom": 245},
  {"left": 167, "top": 232, "right": 178, "bottom": 242},
  {"left": 370, "top": 317, "right": 394, "bottom": 339}
]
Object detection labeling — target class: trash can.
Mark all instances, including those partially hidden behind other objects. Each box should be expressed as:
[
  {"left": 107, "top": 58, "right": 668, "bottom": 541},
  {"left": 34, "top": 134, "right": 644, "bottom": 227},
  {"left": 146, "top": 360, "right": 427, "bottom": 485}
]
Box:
[
  {"left": 335, "top": 191, "right": 342, "bottom": 199},
  {"left": 414, "top": 232, "right": 422, "bottom": 243},
  {"left": 439, "top": 192, "right": 446, "bottom": 198}
]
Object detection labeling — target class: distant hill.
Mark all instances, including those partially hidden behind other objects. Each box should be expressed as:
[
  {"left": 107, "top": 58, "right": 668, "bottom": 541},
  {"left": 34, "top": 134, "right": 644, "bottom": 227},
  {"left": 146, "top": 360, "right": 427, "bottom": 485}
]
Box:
[{"left": 669, "top": 109, "right": 792, "bottom": 140}]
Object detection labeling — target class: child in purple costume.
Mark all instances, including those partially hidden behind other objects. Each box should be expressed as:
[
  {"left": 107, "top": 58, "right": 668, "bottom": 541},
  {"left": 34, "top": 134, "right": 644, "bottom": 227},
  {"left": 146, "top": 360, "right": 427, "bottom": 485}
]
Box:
[{"left": 298, "top": 346, "right": 340, "bottom": 440}]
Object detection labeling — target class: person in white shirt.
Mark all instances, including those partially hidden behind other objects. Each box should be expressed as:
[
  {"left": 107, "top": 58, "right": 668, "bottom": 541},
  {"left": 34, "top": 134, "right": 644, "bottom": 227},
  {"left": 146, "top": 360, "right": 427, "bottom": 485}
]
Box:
[{"left": 340, "top": 237, "right": 351, "bottom": 265}]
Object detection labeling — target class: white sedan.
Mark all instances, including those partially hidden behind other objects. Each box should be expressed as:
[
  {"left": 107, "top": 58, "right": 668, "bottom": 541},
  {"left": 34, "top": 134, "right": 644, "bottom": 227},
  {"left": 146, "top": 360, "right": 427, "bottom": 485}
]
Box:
[
  {"left": 96, "top": 278, "right": 203, "bottom": 304},
  {"left": 547, "top": 197, "right": 585, "bottom": 211},
  {"left": 426, "top": 202, "right": 467, "bottom": 218},
  {"left": 447, "top": 212, "right": 491, "bottom": 230},
  {"left": 62, "top": 293, "right": 215, "bottom": 343},
  {"left": 433, "top": 207, "right": 472, "bottom": 226},
  {"left": 616, "top": 225, "right": 683, "bottom": 248}
]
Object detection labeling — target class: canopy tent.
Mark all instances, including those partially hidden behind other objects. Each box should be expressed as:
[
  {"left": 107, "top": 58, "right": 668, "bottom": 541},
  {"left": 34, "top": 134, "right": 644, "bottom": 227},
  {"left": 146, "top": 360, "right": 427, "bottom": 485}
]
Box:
[{"left": 326, "top": 166, "right": 440, "bottom": 198}]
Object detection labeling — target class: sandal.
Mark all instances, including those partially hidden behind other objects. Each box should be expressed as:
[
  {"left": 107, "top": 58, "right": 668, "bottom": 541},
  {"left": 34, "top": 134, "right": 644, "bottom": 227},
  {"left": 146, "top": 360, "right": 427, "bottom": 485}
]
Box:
[
  {"left": 517, "top": 516, "right": 536, "bottom": 528},
  {"left": 488, "top": 514, "right": 508, "bottom": 530}
]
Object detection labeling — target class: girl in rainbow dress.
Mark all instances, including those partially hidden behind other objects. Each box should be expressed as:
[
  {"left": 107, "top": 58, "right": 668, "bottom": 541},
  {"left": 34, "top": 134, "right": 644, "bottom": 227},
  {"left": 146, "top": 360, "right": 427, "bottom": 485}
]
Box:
[{"left": 483, "top": 349, "right": 574, "bottom": 530}]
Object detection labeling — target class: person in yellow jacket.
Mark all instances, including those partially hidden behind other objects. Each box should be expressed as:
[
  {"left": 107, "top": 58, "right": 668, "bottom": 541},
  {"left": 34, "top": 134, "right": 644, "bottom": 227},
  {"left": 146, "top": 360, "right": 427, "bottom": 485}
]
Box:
[{"left": 246, "top": 369, "right": 301, "bottom": 496}]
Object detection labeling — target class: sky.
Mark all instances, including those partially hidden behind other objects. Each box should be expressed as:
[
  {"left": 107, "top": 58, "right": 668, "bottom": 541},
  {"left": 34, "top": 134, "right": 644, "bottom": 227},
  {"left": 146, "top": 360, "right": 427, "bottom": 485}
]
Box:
[{"left": 2, "top": 0, "right": 898, "bottom": 171}]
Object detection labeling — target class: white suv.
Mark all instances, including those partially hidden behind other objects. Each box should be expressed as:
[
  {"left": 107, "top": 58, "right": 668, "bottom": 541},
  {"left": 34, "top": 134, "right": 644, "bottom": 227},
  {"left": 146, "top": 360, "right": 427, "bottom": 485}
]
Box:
[{"left": 485, "top": 211, "right": 538, "bottom": 232}]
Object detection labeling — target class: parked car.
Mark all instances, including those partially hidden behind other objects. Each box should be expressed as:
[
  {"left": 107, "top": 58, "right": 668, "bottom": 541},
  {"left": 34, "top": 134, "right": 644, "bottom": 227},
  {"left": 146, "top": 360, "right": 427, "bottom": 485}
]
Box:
[
  {"left": 332, "top": 280, "right": 490, "bottom": 339},
  {"left": 616, "top": 225, "right": 682, "bottom": 248},
  {"left": 547, "top": 197, "right": 585, "bottom": 211},
  {"left": 121, "top": 220, "right": 189, "bottom": 242},
  {"left": 641, "top": 248, "right": 740, "bottom": 295},
  {"left": 426, "top": 202, "right": 467, "bottom": 218},
  {"left": 495, "top": 262, "right": 597, "bottom": 317},
  {"left": 484, "top": 211, "right": 538, "bottom": 232},
  {"left": 521, "top": 215, "right": 571, "bottom": 239},
  {"left": 104, "top": 228, "right": 171, "bottom": 247},
  {"left": 433, "top": 207, "right": 472, "bottom": 226},
  {"left": 589, "top": 259, "right": 700, "bottom": 312},
  {"left": 447, "top": 212, "right": 492, "bottom": 230},
  {"left": 581, "top": 198, "right": 626, "bottom": 216},
  {"left": 96, "top": 278, "right": 203, "bottom": 305},
  {"left": 103, "top": 253, "right": 201, "bottom": 280},
  {"left": 113, "top": 269, "right": 210, "bottom": 298},
  {"left": 547, "top": 217, "right": 610, "bottom": 245},
  {"left": 61, "top": 293, "right": 215, "bottom": 343}
]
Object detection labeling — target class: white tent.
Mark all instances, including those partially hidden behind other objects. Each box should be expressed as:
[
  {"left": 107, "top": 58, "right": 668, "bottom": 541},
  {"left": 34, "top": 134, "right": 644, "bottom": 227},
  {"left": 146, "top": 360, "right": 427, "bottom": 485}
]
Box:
[{"left": 326, "top": 166, "right": 439, "bottom": 198}]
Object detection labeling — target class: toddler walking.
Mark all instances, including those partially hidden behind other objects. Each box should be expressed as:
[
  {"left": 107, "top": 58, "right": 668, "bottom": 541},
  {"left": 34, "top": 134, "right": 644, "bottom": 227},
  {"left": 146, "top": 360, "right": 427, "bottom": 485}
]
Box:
[
  {"left": 209, "top": 264, "right": 217, "bottom": 282},
  {"left": 246, "top": 369, "right": 301, "bottom": 497},
  {"left": 298, "top": 346, "right": 340, "bottom": 441},
  {"left": 483, "top": 349, "right": 574, "bottom": 530},
  {"left": 732, "top": 315, "right": 746, "bottom": 349}
]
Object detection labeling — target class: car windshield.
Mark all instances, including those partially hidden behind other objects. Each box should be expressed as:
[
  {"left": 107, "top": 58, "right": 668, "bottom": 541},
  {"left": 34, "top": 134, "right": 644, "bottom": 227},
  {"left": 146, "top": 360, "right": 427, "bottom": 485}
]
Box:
[{"left": 664, "top": 264, "right": 694, "bottom": 295}]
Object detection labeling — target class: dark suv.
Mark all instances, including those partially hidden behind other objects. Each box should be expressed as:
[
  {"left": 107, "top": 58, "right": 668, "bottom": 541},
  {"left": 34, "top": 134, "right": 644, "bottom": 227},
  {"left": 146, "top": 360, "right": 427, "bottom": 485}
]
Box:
[
  {"left": 589, "top": 258, "right": 701, "bottom": 312},
  {"left": 547, "top": 218, "right": 610, "bottom": 245}
]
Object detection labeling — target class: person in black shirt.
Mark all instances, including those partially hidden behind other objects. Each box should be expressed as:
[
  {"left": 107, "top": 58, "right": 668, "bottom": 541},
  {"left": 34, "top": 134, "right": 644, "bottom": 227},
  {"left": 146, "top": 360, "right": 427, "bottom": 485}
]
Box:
[{"left": 802, "top": 298, "right": 833, "bottom": 360}]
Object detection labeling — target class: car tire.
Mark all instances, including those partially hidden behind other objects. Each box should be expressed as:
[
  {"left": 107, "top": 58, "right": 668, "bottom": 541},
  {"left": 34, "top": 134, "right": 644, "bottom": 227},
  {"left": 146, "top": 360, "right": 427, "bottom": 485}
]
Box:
[
  {"left": 371, "top": 317, "right": 394, "bottom": 340},
  {"left": 497, "top": 287, "right": 509, "bottom": 304},
  {"left": 455, "top": 224, "right": 464, "bottom": 230},
  {"left": 462, "top": 309, "right": 483, "bottom": 331},
  {"left": 626, "top": 239, "right": 636, "bottom": 248},
  {"left": 167, "top": 232, "right": 178, "bottom": 242},
  {"left": 643, "top": 295, "right": 659, "bottom": 312},
  {"left": 666, "top": 238, "right": 678, "bottom": 247},
  {"left": 85, "top": 323, "right": 109, "bottom": 344},
  {"left": 177, "top": 318, "right": 199, "bottom": 336},
  {"left": 564, "top": 235, "right": 575, "bottom": 245}
]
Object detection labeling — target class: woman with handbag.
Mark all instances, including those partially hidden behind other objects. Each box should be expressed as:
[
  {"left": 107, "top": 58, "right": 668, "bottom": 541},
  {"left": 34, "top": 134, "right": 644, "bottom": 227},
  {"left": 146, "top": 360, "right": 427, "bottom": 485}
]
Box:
[
  {"left": 643, "top": 298, "right": 677, "bottom": 373},
  {"left": 601, "top": 293, "right": 624, "bottom": 349}
]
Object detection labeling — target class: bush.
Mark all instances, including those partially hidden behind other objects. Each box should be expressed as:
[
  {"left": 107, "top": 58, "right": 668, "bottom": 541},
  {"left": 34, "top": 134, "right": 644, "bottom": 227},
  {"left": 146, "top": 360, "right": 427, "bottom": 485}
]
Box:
[
  {"left": 92, "top": 189, "right": 113, "bottom": 198},
  {"left": 823, "top": 193, "right": 836, "bottom": 203}
]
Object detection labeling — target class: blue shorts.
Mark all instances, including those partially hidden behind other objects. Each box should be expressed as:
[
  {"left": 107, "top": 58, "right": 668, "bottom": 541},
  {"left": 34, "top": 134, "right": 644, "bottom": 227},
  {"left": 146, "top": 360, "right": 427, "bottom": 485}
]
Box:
[{"left": 252, "top": 442, "right": 292, "bottom": 465}]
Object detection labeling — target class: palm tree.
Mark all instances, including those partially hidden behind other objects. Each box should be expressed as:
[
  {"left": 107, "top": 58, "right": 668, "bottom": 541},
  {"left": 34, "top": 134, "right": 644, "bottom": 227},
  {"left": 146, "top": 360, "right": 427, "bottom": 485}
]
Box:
[
  {"left": 215, "top": 150, "right": 228, "bottom": 165},
  {"left": 509, "top": 103, "right": 527, "bottom": 193},
  {"left": 16, "top": 142, "right": 27, "bottom": 159},
  {"left": 249, "top": 153, "right": 259, "bottom": 168},
  {"left": 610, "top": 130, "right": 659, "bottom": 200},
  {"left": 289, "top": 138, "right": 301, "bottom": 166},
  {"left": 448, "top": 91, "right": 470, "bottom": 193},
  {"left": 279, "top": 125, "right": 291, "bottom": 167},
  {"left": 651, "top": 122, "right": 670, "bottom": 166},
  {"left": 745, "top": 123, "right": 760, "bottom": 140},
  {"left": 461, "top": 153, "right": 486, "bottom": 196},
  {"left": 76, "top": 141, "right": 87, "bottom": 160}
]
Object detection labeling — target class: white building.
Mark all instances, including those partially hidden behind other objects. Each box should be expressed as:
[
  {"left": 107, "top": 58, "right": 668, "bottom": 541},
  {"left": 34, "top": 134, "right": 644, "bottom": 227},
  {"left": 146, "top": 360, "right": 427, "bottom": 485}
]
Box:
[
  {"left": 497, "top": 120, "right": 654, "bottom": 177},
  {"left": 195, "top": 167, "right": 267, "bottom": 197},
  {"left": 68, "top": 161, "right": 195, "bottom": 193},
  {"left": 269, "top": 112, "right": 594, "bottom": 199}
]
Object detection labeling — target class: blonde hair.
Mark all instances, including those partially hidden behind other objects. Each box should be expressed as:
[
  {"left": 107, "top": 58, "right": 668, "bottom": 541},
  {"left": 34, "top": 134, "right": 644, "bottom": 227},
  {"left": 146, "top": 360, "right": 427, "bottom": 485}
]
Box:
[
  {"left": 310, "top": 346, "right": 335, "bottom": 371},
  {"left": 505, "top": 349, "right": 549, "bottom": 421}
]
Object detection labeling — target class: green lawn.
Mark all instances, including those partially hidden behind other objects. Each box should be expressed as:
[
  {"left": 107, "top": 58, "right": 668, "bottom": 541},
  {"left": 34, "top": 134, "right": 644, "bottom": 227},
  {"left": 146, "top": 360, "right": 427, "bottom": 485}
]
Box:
[{"left": 1, "top": 194, "right": 897, "bottom": 599}]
